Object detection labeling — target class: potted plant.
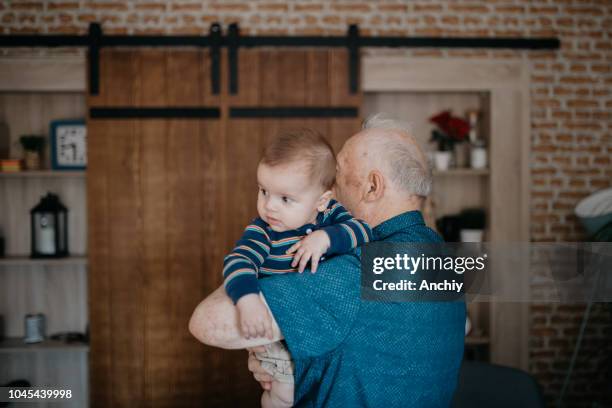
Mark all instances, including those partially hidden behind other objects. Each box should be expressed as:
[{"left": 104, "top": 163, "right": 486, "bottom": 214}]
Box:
[
  {"left": 429, "top": 110, "right": 470, "bottom": 170},
  {"left": 19, "top": 135, "right": 46, "bottom": 170}
]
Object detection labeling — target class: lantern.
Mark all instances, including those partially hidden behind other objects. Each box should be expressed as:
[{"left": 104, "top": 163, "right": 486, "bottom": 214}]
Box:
[{"left": 30, "top": 192, "right": 69, "bottom": 258}]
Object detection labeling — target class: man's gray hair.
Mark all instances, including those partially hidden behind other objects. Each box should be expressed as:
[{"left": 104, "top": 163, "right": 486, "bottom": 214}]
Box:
[{"left": 362, "top": 113, "right": 432, "bottom": 197}]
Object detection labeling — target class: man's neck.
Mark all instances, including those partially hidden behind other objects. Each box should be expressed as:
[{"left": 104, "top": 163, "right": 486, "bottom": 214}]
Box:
[{"left": 368, "top": 194, "right": 423, "bottom": 228}]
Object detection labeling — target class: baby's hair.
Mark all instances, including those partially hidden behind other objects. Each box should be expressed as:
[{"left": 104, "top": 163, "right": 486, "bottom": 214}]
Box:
[{"left": 261, "top": 128, "right": 336, "bottom": 190}]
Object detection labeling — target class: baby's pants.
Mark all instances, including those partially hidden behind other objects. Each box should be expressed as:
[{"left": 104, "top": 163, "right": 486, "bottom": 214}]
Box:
[{"left": 255, "top": 341, "right": 294, "bottom": 408}]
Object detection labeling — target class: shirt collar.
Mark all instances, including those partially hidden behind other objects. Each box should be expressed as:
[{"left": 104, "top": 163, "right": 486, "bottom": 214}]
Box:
[{"left": 373, "top": 210, "right": 426, "bottom": 241}]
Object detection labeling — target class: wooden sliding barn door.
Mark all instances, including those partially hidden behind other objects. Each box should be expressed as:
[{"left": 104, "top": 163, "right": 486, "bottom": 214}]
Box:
[{"left": 87, "top": 48, "right": 361, "bottom": 407}]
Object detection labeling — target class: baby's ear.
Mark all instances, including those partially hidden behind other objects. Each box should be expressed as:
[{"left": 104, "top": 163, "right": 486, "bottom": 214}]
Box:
[{"left": 317, "top": 190, "right": 334, "bottom": 212}]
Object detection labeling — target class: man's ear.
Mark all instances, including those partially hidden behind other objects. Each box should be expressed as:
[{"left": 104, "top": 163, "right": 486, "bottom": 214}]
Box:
[
  {"left": 316, "top": 190, "right": 334, "bottom": 212},
  {"left": 364, "top": 170, "right": 385, "bottom": 202}
]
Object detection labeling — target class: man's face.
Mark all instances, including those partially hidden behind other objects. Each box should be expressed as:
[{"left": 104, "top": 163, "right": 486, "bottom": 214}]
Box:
[{"left": 334, "top": 138, "right": 368, "bottom": 221}]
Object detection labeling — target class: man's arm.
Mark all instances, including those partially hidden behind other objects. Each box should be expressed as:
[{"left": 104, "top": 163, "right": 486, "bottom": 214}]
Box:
[{"left": 188, "top": 285, "right": 283, "bottom": 349}]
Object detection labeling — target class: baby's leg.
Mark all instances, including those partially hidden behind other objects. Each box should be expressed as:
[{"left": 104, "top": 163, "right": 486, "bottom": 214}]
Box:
[{"left": 261, "top": 381, "right": 294, "bottom": 408}]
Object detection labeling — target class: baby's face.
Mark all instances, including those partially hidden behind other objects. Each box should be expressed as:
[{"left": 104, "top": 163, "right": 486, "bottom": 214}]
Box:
[{"left": 256, "top": 161, "right": 325, "bottom": 232}]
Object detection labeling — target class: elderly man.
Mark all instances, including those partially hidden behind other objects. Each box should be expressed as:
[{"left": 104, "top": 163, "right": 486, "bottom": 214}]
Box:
[{"left": 189, "top": 114, "right": 465, "bottom": 407}]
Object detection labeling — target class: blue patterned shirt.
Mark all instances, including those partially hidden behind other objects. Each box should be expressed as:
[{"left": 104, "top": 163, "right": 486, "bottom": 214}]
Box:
[{"left": 260, "top": 210, "right": 466, "bottom": 407}]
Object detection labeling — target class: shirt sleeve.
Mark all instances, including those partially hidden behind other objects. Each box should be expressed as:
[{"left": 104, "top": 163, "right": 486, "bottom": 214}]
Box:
[
  {"left": 223, "top": 218, "right": 271, "bottom": 304},
  {"left": 259, "top": 250, "right": 361, "bottom": 359},
  {"left": 321, "top": 201, "right": 373, "bottom": 255}
]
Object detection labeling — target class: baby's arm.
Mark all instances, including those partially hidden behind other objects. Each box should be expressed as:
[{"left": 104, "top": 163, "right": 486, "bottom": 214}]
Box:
[
  {"left": 287, "top": 201, "right": 372, "bottom": 273},
  {"left": 223, "top": 219, "right": 274, "bottom": 339},
  {"left": 322, "top": 201, "right": 373, "bottom": 255}
]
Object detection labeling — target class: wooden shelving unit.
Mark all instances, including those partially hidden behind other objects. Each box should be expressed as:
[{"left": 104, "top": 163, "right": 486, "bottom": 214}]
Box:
[
  {"left": 0, "top": 256, "right": 88, "bottom": 267},
  {"left": 363, "top": 57, "right": 530, "bottom": 370},
  {"left": 0, "top": 171, "right": 85, "bottom": 178},
  {"left": 0, "top": 57, "right": 89, "bottom": 407},
  {"left": 0, "top": 337, "right": 89, "bottom": 353}
]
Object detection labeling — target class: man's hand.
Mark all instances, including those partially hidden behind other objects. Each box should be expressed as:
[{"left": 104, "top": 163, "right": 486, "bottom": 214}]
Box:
[
  {"left": 247, "top": 346, "right": 273, "bottom": 391},
  {"left": 236, "top": 294, "right": 274, "bottom": 340},
  {"left": 286, "top": 230, "right": 331, "bottom": 273}
]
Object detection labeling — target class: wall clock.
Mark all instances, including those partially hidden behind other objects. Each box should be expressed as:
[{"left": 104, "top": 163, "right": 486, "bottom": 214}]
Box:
[{"left": 50, "top": 119, "right": 87, "bottom": 170}]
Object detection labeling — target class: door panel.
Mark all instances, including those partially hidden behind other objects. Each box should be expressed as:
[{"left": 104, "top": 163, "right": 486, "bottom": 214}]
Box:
[{"left": 88, "top": 48, "right": 361, "bottom": 407}]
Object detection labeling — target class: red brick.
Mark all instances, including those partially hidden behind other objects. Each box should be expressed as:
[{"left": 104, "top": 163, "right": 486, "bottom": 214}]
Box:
[
  {"left": 294, "top": 4, "right": 323, "bottom": 12},
  {"left": 441, "top": 16, "right": 459, "bottom": 25},
  {"left": 257, "top": 3, "right": 289, "bottom": 12},
  {"left": 58, "top": 13, "right": 73, "bottom": 23},
  {"left": 18, "top": 14, "right": 36, "bottom": 24},
  {"left": 592, "top": 64, "right": 611, "bottom": 73},
  {"left": 414, "top": 4, "right": 443, "bottom": 13},
  {"left": 182, "top": 15, "right": 196, "bottom": 24},
  {"left": 565, "top": 7, "right": 604, "bottom": 15},
  {"left": 322, "top": 15, "right": 341, "bottom": 25},
  {"left": 553, "top": 202, "right": 575, "bottom": 210},
  {"left": 77, "top": 14, "right": 97, "bottom": 23},
  {"left": 532, "top": 75, "right": 555, "bottom": 84},
  {"left": 134, "top": 3, "right": 166, "bottom": 11},
  {"left": 10, "top": 2, "right": 44, "bottom": 10},
  {"left": 495, "top": 5, "right": 525, "bottom": 13},
  {"left": 569, "top": 179, "right": 586, "bottom": 188},
  {"left": 463, "top": 16, "right": 481, "bottom": 25},
  {"left": 378, "top": 4, "right": 408, "bottom": 12},
  {"left": 591, "top": 178, "right": 611, "bottom": 189},
  {"left": 171, "top": 3, "right": 203, "bottom": 12},
  {"left": 330, "top": 3, "right": 370, "bottom": 12},
  {"left": 570, "top": 64, "right": 587, "bottom": 72},
  {"left": 529, "top": 6, "right": 558, "bottom": 14},
  {"left": 560, "top": 76, "right": 599, "bottom": 84},
  {"left": 48, "top": 2, "right": 79, "bottom": 10},
  {"left": 209, "top": 3, "right": 250, "bottom": 12},
  {"left": 449, "top": 4, "right": 488, "bottom": 13},
  {"left": 552, "top": 111, "right": 571, "bottom": 120},
  {"left": 567, "top": 100, "right": 599, "bottom": 108}
]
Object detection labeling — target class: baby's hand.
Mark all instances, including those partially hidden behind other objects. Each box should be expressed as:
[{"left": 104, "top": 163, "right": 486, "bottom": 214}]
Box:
[
  {"left": 286, "top": 230, "right": 330, "bottom": 273},
  {"left": 236, "top": 294, "right": 274, "bottom": 340}
]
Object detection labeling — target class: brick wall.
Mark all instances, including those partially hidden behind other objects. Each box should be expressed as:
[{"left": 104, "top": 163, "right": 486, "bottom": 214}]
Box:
[{"left": 1, "top": 1, "right": 611, "bottom": 406}]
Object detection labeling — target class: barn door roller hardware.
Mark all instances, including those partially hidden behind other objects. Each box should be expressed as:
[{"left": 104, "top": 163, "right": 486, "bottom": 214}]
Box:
[{"left": 0, "top": 22, "right": 560, "bottom": 96}]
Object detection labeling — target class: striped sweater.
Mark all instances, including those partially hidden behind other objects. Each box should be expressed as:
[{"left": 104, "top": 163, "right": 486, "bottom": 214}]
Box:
[{"left": 223, "top": 200, "right": 373, "bottom": 304}]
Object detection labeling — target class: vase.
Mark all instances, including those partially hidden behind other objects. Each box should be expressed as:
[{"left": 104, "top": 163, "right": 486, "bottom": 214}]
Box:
[
  {"left": 460, "top": 229, "right": 484, "bottom": 243},
  {"left": 453, "top": 142, "right": 470, "bottom": 168},
  {"left": 470, "top": 142, "right": 487, "bottom": 169},
  {"left": 24, "top": 151, "right": 41, "bottom": 170},
  {"left": 433, "top": 151, "right": 452, "bottom": 171}
]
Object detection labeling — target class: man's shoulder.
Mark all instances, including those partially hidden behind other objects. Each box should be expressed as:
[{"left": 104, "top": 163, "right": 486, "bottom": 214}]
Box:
[{"left": 391, "top": 223, "right": 444, "bottom": 244}]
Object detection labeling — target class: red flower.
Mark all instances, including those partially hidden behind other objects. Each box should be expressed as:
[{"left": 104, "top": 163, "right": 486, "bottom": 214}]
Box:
[
  {"left": 448, "top": 117, "right": 470, "bottom": 141},
  {"left": 429, "top": 111, "right": 452, "bottom": 133},
  {"left": 430, "top": 110, "right": 469, "bottom": 141}
]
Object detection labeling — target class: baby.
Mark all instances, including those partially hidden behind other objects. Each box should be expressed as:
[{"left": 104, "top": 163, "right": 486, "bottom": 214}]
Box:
[{"left": 222, "top": 128, "right": 372, "bottom": 408}]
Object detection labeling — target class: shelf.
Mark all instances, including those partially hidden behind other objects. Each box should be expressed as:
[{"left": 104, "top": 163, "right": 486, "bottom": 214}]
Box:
[
  {"left": 0, "top": 337, "right": 89, "bottom": 353},
  {"left": 0, "top": 256, "right": 88, "bottom": 267},
  {"left": 0, "top": 170, "right": 85, "bottom": 178},
  {"left": 433, "top": 168, "right": 489, "bottom": 176},
  {"left": 465, "top": 335, "right": 490, "bottom": 346}
]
